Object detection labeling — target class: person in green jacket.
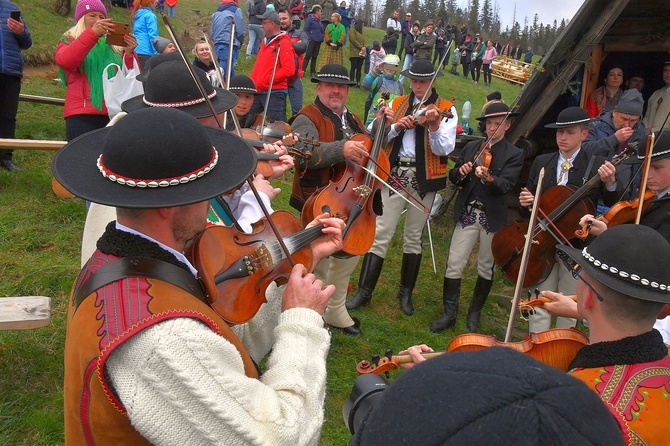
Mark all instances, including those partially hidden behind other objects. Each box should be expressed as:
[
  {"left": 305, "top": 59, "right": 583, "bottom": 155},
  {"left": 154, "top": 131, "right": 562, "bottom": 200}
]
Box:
[{"left": 348, "top": 21, "right": 365, "bottom": 86}]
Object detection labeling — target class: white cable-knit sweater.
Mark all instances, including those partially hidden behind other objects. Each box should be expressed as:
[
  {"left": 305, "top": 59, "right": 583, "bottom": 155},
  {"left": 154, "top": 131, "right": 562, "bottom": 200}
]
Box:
[{"left": 106, "top": 284, "right": 331, "bottom": 445}]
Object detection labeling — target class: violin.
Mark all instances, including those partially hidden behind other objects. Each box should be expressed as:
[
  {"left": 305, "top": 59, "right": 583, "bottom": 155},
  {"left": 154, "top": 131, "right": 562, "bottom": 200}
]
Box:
[
  {"left": 412, "top": 102, "right": 454, "bottom": 127},
  {"left": 356, "top": 328, "right": 589, "bottom": 375},
  {"left": 518, "top": 293, "right": 577, "bottom": 312},
  {"left": 575, "top": 190, "right": 656, "bottom": 239},
  {"left": 187, "top": 210, "right": 325, "bottom": 324},
  {"left": 492, "top": 145, "right": 637, "bottom": 288}
]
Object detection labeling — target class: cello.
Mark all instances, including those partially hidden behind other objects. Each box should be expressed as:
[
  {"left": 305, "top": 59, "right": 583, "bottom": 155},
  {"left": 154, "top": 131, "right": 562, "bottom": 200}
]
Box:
[
  {"left": 492, "top": 145, "right": 637, "bottom": 287},
  {"left": 300, "top": 96, "right": 392, "bottom": 257}
]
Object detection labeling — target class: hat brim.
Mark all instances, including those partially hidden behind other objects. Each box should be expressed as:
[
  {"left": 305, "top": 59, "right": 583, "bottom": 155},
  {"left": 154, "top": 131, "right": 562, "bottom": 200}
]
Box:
[
  {"left": 121, "top": 87, "right": 238, "bottom": 119},
  {"left": 398, "top": 69, "right": 444, "bottom": 81},
  {"left": 475, "top": 111, "right": 520, "bottom": 121},
  {"left": 311, "top": 76, "right": 357, "bottom": 85},
  {"left": 556, "top": 244, "right": 670, "bottom": 303},
  {"left": 52, "top": 125, "right": 257, "bottom": 209},
  {"left": 544, "top": 118, "right": 593, "bottom": 129}
]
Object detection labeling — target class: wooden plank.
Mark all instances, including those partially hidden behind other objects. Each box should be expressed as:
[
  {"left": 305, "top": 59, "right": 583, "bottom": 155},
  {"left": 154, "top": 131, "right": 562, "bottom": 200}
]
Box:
[
  {"left": 0, "top": 296, "right": 51, "bottom": 330},
  {"left": 18, "top": 94, "right": 65, "bottom": 106},
  {"left": 0, "top": 138, "right": 66, "bottom": 151}
]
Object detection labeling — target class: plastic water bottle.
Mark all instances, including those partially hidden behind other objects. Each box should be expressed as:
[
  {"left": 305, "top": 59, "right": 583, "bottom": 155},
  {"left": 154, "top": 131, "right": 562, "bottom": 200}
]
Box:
[{"left": 461, "top": 98, "right": 472, "bottom": 133}]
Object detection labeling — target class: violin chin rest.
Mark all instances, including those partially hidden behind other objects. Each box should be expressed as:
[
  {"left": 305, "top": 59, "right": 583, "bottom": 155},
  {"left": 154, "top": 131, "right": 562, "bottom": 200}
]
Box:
[{"left": 373, "top": 189, "right": 383, "bottom": 216}]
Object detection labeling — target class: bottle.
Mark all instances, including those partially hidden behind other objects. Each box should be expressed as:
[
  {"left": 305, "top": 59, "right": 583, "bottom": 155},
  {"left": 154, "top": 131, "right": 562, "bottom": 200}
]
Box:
[{"left": 461, "top": 99, "right": 472, "bottom": 133}]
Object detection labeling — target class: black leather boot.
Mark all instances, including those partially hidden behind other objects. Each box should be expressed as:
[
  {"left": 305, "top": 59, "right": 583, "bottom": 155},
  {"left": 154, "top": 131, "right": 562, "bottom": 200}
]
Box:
[
  {"left": 429, "top": 278, "right": 461, "bottom": 332},
  {"left": 346, "top": 253, "right": 384, "bottom": 310},
  {"left": 397, "top": 253, "right": 422, "bottom": 315},
  {"left": 466, "top": 276, "right": 494, "bottom": 332}
]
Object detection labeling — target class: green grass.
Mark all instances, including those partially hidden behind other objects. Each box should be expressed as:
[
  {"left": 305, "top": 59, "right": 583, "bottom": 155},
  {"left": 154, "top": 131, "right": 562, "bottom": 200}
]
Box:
[{"left": 1, "top": 2, "right": 526, "bottom": 444}]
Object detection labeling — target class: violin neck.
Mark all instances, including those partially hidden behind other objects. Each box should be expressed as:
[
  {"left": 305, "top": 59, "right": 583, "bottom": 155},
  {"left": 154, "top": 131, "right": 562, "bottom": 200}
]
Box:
[{"left": 281, "top": 224, "right": 325, "bottom": 257}]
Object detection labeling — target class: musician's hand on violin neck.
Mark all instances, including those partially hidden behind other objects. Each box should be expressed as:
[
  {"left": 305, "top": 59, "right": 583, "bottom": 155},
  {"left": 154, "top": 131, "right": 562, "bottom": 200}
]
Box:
[
  {"left": 579, "top": 214, "right": 607, "bottom": 236},
  {"left": 540, "top": 290, "right": 580, "bottom": 320},
  {"left": 281, "top": 132, "right": 299, "bottom": 147},
  {"left": 458, "top": 161, "right": 473, "bottom": 176},
  {"left": 397, "top": 344, "right": 434, "bottom": 369},
  {"left": 343, "top": 139, "right": 369, "bottom": 162},
  {"left": 308, "top": 213, "right": 345, "bottom": 265},
  {"left": 393, "top": 115, "right": 415, "bottom": 133},
  {"left": 519, "top": 188, "right": 535, "bottom": 207},
  {"left": 475, "top": 165, "right": 492, "bottom": 182},
  {"left": 282, "top": 264, "right": 335, "bottom": 314},
  {"left": 377, "top": 106, "right": 395, "bottom": 128},
  {"left": 597, "top": 161, "right": 617, "bottom": 188}
]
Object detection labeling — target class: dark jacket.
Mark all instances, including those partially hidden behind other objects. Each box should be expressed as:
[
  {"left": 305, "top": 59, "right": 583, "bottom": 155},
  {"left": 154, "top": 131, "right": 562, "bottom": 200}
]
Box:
[
  {"left": 411, "top": 31, "right": 435, "bottom": 60},
  {"left": 450, "top": 138, "right": 524, "bottom": 232},
  {"left": 382, "top": 32, "right": 398, "bottom": 55},
  {"left": 640, "top": 195, "right": 670, "bottom": 243},
  {"left": 248, "top": 0, "right": 266, "bottom": 25},
  {"left": 304, "top": 13, "right": 324, "bottom": 42},
  {"left": 404, "top": 31, "right": 417, "bottom": 55},
  {"left": 0, "top": 2, "right": 32, "bottom": 78}
]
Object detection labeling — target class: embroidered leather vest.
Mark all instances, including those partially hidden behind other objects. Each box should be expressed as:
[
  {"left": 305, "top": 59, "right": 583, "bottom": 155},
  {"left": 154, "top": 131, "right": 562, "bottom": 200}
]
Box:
[
  {"left": 385, "top": 94, "right": 450, "bottom": 193},
  {"left": 64, "top": 251, "right": 258, "bottom": 445}
]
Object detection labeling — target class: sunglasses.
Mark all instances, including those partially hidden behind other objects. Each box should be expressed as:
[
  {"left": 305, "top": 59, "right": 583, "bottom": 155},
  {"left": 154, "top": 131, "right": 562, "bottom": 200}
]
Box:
[{"left": 558, "top": 251, "right": 605, "bottom": 302}]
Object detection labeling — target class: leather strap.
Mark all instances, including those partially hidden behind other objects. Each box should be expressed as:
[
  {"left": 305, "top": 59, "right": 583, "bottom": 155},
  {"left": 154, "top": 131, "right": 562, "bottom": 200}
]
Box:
[{"left": 73, "top": 256, "right": 207, "bottom": 311}]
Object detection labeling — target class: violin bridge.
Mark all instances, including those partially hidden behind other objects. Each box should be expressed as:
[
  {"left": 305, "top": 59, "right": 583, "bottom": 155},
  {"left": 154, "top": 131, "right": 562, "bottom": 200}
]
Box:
[
  {"left": 353, "top": 184, "right": 372, "bottom": 198},
  {"left": 256, "top": 245, "right": 274, "bottom": 268}
]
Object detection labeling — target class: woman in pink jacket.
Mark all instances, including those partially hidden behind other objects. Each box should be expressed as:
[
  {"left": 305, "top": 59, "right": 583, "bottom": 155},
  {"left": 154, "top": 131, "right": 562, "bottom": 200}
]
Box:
[
  {"left": 55, "top": 0, "right": 137, "bottom": 141},
  {"left": 481, "top": 40, "right": 497, "bottom": 87}
]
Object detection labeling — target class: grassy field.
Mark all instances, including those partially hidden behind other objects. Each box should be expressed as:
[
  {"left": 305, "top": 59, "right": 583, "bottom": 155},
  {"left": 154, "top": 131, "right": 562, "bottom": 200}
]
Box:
[{"left": 1, "top": 2, "right": 526, "bottom": 444}]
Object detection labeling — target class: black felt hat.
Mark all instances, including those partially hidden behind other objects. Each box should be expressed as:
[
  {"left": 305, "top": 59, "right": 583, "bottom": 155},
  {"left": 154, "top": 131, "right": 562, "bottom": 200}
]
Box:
[
  {"left": 52, "top": 108, "right": 257, "bottom": 209},
  {"left": 228, "top": 75, "right": 258, "bottom": 95},
  {"left": 311, "top": 63, "right": 357, "bottom": 85},
  {"left": 122, "top": 61, "right": 238, "bottom": 119},
  {"left": 135, "top": 51, "right": 182, "bottom": 82},
  {"left": 399, "top": 59, "right": 443, "bottom": 81},
  {"left": 545, "top": 107, "right": 592, "bottom": 128},
  {"left": 557, "top": 225, "right": 670, "bottom": 303},
  {"left": 476, "top": 101, "right": 520, "bottom": 121},
  {"left": 633, "top": 131, "right": 670, "bottom": 162},
  {"left": 352, "top": 348, "right": 625, "bottom": 446}
]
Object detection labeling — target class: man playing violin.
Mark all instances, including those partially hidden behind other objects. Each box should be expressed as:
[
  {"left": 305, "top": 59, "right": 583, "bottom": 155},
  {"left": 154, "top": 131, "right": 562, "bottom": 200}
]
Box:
[
  {"left": 543, "top": 225, "right": 670, "bottom": 445},
  {"left": 430, "top": 102, "right": 523, "bottom": 332},
  {"left": 290, "top": 63, "right": 393, "bottom": 335},
  {"left": 519, "top": 106, "right": 620, "bottom": 333},
  {"left": 56, "top": 107, "right": 345, "bottom": 445},
  {"left": 347, "top": 59, "right": 457, "bottom": 317}
]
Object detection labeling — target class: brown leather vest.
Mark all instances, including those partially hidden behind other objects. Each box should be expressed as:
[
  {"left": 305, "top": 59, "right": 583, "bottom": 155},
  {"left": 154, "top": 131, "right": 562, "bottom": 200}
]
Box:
[{"left": 64, "top": 252, "right": 258, "bottom": 445}]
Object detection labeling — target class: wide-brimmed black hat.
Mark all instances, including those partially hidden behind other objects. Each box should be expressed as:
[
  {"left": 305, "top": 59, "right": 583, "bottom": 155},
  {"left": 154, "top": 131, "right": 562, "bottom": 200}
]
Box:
[
  {"left": 311, "top": 63, "right": 357, "bottom": 85},
  {"left": 557, "top": 225, "right": 670, "bottom": 303},
  {"left": 52, "top": 108, "right": 257, "bottom": 209},
  {"left": 635, "top": 131, "right": 670, "bottom": 162},
  {"left": 136, "top": 51, "right": 181, "bottom": 82},
  {"left": 228, "top": 74, "right": 258, "bottom": 95},
  {"left": 545, "top": 106, "right": 592, "bottom": 128},
  {"left": 399, "top": 59, "right": 443, "bottom": 81},
  {"left": 122, "top": 61, "right": 238, "bottom": 119},
  {"left": 476, "top": 101, "right": 520, "bottom": 121}
]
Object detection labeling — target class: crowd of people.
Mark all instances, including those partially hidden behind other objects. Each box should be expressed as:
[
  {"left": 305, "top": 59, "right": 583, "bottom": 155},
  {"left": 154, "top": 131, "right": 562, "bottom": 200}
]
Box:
[{"left": 3, "top": 0, "right": 670, "bottom": 444}]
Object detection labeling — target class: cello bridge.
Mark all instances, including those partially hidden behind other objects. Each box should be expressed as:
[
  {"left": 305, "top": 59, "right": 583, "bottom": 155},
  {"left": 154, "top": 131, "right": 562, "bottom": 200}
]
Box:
[
  {"left": 353, "top": 185, "right": 372, "bottom": 197},
  {"left": 523, "top": 235, "right": 539, "bottom": 245}
]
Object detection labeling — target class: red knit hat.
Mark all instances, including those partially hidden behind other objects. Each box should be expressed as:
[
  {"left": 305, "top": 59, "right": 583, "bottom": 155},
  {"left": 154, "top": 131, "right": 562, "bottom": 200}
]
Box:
[{"left": 75, "top": 0, "right": 107, "bottom": 22}]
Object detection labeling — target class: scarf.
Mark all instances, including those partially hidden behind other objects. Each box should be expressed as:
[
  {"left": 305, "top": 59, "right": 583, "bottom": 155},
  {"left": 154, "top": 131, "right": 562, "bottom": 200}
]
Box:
[
  {"left": 327, "top": 22, "right": 344, "bottom": 44},
  {"left": 59, "top": 35, "right": 123, "bottom": 111}
]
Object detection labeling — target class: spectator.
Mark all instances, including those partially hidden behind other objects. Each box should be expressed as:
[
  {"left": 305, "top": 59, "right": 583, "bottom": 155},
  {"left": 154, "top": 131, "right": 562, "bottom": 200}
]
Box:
[
  {"left": 500, "top": 41, "right": 511, "bottom": 58},
  {"left": 481, "top": 39, "right": 497, "bottom": 87},
  {"left": 278, "top": 8, "right": 307, "bottom": 117},
  {"left": 348, "top": 20, "right": 366, "bottom": 86},
  {"left": 626, "top": 71, "right": 645, "bottom": 92},
  {"left": 585, "top": 65, "right": 624, "bottom": 118},
  {"left": 0, "top": 1, "right": 31, "bottom": 172},
  {"left": 386, "top": 10, "right": 401, "bottom": 32},
  {"left": 152, "top": 36, "right": 175, "bottom": 54},
  {"left": 336, "top": 1, "right": 351, "bottom": 44},
  {"left": 410, "top": 20, "right": 435, "bottom": 62},
  {"left": 398, "top": 21, "right": 418, "bottom": 83},
  {"left": 165, "top": 0, "right": 177, "bottom": 17},
  {"left": 289, "top": 0, "right": 304, "bottom": 29},
  {"left": 398, "top": 12, "right": 411, "bottom": 60},
  {"left": 381, "top": 26, "right": 398, "bottom": 55},
  {"left": 643, "top": 62, "right": 670, "bottom": 133},
  {"left": 156, "top": 0, "right": 165, "bottom": 15},
  {"left": 470, "top": 36, "right": 484, "bottom": 84},
  {"left": 211, "top": 0, "right": 245, "bottom": 79},
  {"left": 432, "top": 27, "right": 448, "bottom": 69},
  {"left": 317, "top": 11, "right": 344, "bottom": 70},
  {"left": 302, "top": 4, "right": 324, "bottom": 78},
  {"left": 368, "top": 40, "right": 385, "bottom": 74},
  {"left": 459, "top": 35, "right": 474, "bottom": 78},
  {"left": 192, "top": 40, "right": 222, "bottom": 87},
  {"left": 523, "top": 45, "right": 534, "bottom": 64},
  {"left": 130, "top": 0, "right": 158, "bottom": 69},
  {"left": 510, "top": 43, "right": 521, "bottom": 60},
  {"left": 245, "top": 0, "right": 266, "bottom": 59},
  {"left": 361, "top": 53, "right": 403, "bottom": 124},
  {"left": 319, "top": 0, "right": 336, "bottom": 28},
  {"left": 55, "top": 0, "right": 138, "bottom": 141}
]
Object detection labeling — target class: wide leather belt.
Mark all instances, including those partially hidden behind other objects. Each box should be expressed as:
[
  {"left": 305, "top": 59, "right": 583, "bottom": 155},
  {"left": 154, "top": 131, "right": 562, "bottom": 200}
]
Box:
[{"left": 395, "top": 157, "right": 416, "bottom": 168}]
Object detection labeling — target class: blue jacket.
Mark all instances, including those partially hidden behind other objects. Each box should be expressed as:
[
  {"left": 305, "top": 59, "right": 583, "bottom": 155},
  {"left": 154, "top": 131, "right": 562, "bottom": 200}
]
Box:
[
  {"left": 133, "top": 7, "right": 158, "bottom": 56},
  {"left": 336, "top": 7, "right": 350, "bottom": 27},
  {"left": 304, "top": 13, "right": 324, "bottom": 42},
  {"left": 211, "top": 3, "right": 245, "bottom": 48},
  {"left": 1, "top": 1, "right": 32, "bottom": 77},
  {"left": 523, "top": 50, "right": 534, "bottom": 63}
]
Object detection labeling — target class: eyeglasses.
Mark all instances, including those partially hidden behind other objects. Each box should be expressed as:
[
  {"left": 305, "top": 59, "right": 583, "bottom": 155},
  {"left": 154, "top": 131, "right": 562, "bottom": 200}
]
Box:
[{"left": 558, "top": 251, "right": 605, "bottom": 302}]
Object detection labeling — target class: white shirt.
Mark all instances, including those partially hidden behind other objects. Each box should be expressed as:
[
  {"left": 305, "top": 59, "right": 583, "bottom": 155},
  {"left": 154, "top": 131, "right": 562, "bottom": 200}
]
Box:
[{"left": 386, "top": 17, "right": 401, "bottom": 32}]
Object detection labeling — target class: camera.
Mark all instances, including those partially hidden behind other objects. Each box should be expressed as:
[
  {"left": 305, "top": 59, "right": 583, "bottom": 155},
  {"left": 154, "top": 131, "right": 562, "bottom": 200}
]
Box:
[{"left": 342, "top": 374, "right": 389, "bottom": 435}]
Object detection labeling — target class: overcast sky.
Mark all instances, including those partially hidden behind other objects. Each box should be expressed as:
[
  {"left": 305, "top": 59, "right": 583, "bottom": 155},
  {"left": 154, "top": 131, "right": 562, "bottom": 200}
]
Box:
[{"left": 483, "top": 0, "right": 583, "bottom": 29}]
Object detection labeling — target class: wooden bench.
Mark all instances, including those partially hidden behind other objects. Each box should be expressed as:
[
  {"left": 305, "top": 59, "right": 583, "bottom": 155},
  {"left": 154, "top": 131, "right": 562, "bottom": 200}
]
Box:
[{"left": 0, "top": 296, "right": 51, "bottom": 330}]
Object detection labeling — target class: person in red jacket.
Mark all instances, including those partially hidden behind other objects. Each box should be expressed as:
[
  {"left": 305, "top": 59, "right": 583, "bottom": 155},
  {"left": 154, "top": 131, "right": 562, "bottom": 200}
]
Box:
[
  {"left": 248, "top": 10, "right": 296, "bottom": 123},
  {"left": 55, "top": 0, "right": 138, "bottom": 141}
]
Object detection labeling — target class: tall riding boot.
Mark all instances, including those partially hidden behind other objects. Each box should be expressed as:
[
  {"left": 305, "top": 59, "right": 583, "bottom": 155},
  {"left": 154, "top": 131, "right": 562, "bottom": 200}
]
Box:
[
  {"left": 430, "top": 278, "right": 461, "bottom": 332},
  {"left": 346, "top": 253, "right": 384, "bottom": 310},
  {"left": 397, "top": 253, "right": 422, "bottom": 315},
  {"left": 466, "top": 276, "right": 494, "bottom": 332}
]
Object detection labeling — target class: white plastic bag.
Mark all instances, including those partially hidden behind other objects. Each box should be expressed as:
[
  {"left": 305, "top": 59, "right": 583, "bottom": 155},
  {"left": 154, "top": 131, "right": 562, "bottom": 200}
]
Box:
[{"left": 102, "top": 60, "right": 144, "bottom": 119}]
